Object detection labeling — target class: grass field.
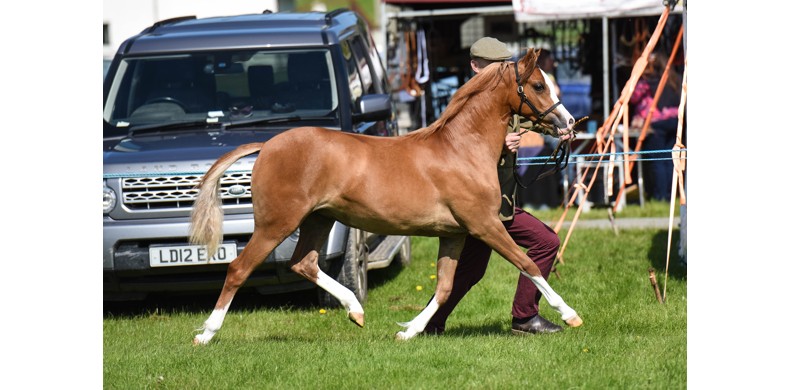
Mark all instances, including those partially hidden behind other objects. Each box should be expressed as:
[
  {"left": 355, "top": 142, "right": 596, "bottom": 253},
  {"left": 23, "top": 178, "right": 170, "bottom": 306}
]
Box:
[{"left": 104, "top": 207, "right": 687, "bottom": 389}]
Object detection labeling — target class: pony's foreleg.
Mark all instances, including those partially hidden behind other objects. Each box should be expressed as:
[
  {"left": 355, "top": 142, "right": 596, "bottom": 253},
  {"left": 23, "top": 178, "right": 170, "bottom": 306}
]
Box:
[
  {"left": 395, "top": 295, "right": 440, "bottom": 340},
  {"left": 521, "top": 272, "right": 582, "bottom": 327},
  {"left": 477, "top": 220, "right": 583, "bottom": 328},
  {"left": 396, "top": 236, "right": 463, "bottom": 340}
]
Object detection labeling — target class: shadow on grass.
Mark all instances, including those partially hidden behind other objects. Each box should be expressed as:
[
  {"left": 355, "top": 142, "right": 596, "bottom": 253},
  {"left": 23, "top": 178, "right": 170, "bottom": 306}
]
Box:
[
  {"left": 648, "top": 229, "right": 687, "bottom": 280},
  {"left": 368, "top": 260, "right": 408, "bottom": 289},
  {"left": 441, "top": 321, "right": 508, "bottom": 337},
  {"left": 104, "top": 261, "right": 408, "bottom": 319},
  {"left": 103, "top": 288, "right": 321, "bottom": 318}
]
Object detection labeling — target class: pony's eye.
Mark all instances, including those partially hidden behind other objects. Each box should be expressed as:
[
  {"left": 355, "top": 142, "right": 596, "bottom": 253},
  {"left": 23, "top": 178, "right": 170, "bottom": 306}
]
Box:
[{"left": 533, "top": 82, "right": 545, "bottom": 92}]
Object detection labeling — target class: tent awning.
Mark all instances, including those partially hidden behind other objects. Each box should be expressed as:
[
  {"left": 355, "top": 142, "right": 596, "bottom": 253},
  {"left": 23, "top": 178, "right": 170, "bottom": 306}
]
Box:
[
  {"left": 383, "top": 0, "right": 679, "bottom": 21},
  {"left": 512, "top": 0, "right": 679, "bottom": 22}
]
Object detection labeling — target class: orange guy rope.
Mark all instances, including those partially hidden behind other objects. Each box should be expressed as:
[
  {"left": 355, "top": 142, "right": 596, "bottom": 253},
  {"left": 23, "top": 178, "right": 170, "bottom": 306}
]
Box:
[
  {"left": 663, "top": 60, "right": 688, "bottom": 302},
  {"left": 554, "top": 6, "right": 671, "bottom": 260},
  {"left": 554, "top": 6, "right": 671, "bottom": 235},
  {"left": 634, "top": 24, "right": 685, "bottom": 155},
  {"left": 613, "top": 24, "right": 684, "bottom": 211},
  {"left": 623, "top": 105, "right": 632, "bottom": 185}
]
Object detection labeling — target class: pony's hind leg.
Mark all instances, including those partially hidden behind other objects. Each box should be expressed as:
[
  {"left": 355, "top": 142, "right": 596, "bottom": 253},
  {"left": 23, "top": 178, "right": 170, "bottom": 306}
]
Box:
[
  {"left": 289, "top": 214, "right": 365, "bottom": 327},
  {"left": 193, "top": 229, "right": 289, "bottom": 345},
  {"left": 396, "top": 236, "right": 464, "bottom": 340}
]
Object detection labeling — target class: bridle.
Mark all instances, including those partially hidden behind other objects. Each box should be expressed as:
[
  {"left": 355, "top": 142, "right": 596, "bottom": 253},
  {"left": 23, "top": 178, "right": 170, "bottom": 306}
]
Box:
[
  {"left": 511, "top": 60, "right": 576, "bottom": 188},
  {"left": 513, "top": 61, "right": 562, "bottom": 126}
]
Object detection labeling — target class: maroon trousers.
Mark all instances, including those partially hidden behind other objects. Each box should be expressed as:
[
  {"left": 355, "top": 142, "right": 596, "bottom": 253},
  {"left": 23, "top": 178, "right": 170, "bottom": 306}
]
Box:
[{"left": 424, "top": 208, "right": 559, "bottom": 333}]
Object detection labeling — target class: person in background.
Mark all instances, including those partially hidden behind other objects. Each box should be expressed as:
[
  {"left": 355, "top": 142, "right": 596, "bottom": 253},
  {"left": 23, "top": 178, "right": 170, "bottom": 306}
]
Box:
[
  {"left": 537, "top": 49, "right": 561, "bottom": 99},
  {"left": 423, "top": 37, "right": 573, "bottom": 336},
  {"left": 630, "top": 51, "right": 682, "bottom": 201}
]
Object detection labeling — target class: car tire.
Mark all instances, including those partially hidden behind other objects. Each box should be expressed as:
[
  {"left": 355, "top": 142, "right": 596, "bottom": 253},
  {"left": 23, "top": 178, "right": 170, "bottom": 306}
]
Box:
[{"left": 318, "top": 228, "right": 368, "bottom": 308}]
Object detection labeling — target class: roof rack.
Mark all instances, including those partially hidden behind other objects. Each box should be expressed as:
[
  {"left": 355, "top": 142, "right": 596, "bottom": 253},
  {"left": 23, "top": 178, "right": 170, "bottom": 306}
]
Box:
[
  {"left": 145, "top": 15, "right": 197, "bottom": 33},
  {"left": 324, "top": 8, "right": 349, "bottom": 24}
]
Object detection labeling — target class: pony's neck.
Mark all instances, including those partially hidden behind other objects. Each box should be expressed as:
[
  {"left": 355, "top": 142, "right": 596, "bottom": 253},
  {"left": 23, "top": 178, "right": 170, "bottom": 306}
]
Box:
[{"left": 433, "top": 70, "right": 514, "bottom": 161}]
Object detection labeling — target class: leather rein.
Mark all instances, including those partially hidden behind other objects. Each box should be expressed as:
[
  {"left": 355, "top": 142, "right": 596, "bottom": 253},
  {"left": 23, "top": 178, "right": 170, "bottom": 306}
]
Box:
[{"left": 511, "top": 61, "right": 576, "bottom": 189}]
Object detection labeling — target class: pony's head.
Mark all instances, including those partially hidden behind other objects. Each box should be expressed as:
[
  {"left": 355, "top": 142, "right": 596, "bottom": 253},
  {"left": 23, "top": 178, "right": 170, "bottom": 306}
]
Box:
[{"left": 509, "top": 48, "right": 575, "bottom": 132}]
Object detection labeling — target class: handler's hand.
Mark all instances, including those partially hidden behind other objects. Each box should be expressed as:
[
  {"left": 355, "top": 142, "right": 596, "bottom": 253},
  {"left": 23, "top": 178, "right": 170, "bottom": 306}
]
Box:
[
  {"left": 558, "top": 128, "right": 576, "bottom": 142},
  {"left": 504, "top": 132, "right": 521, "bottom": 153}
]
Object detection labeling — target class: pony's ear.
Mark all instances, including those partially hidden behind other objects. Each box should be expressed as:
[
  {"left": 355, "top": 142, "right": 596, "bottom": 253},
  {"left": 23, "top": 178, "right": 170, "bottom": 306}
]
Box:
[{"left": 519, "top": 47, "right": 538, "bottom": 77}]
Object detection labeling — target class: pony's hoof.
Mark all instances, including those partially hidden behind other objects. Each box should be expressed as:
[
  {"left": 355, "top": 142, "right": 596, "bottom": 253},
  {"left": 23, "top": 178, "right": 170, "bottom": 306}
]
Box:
[
  {"left": 348, "top": 312, "right": 365, "bottom": 328},
  {"left": 395, "top": 331, "right": 411, "bottom": 341},
  {"left": 564, "top": 315, "right": 583, "bottom": 328},
  {"left": 193, "top": 336, "right": 208, "bottom": 345}
]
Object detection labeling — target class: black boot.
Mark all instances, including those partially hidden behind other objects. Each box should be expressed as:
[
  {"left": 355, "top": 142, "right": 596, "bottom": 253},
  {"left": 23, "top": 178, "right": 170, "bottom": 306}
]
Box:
[{"left": 511, "top": 314, "right": 563, "bottom": 335}]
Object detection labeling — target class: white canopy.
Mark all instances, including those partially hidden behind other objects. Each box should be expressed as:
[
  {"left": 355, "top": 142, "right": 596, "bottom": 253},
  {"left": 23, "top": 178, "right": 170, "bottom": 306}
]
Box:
[{"left": 512, "top": 0, "right": 677, "bottom": 22}]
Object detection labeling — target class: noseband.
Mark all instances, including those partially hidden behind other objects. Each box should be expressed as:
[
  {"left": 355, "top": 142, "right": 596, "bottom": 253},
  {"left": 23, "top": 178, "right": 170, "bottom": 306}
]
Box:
[{"left": 511, "top": 61, "right": 573, "bottom": 188}]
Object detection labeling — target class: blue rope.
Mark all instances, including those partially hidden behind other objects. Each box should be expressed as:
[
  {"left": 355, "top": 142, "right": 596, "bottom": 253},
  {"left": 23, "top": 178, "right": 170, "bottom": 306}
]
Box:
[{"left": 515, "top": 148, "right": 687, "bottom": 167}]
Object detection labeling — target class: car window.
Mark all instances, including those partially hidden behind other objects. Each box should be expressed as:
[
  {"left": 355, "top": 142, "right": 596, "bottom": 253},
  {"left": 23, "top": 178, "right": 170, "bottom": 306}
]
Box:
[
  {"left": 103, "top": 58, "right": 112, "bottom": 79},
  {"left": 348, "top": 37, "right": 375, "bottom": 95},
  {"left": 341, "top": 40, "right": 364, "bottom": 104},
  {"left": 103, "top": 49, "right": 339, "bottom": 129},
  {"left": 360, "top": 29, "right": 387, "bottom": 93}
]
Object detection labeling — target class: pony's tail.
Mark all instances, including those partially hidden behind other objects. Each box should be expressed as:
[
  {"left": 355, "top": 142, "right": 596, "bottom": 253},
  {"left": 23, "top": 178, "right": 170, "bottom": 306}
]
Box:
[{"left": 189, "top": 142, "right": 264, "bottom": 258}]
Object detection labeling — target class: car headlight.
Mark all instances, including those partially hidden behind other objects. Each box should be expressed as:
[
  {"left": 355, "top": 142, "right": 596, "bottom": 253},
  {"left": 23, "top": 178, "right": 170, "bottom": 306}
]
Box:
[{"left": 103, "top": 185, "right": 117, "bottom": 213}]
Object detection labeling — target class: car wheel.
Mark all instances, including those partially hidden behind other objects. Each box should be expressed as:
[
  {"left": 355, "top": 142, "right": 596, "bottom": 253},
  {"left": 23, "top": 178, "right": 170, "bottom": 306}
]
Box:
[
  {"left": 318, "top": 228, "right": 368, "bottom": 308},
  {"left": 396, "top": 237, "right": 411, "bottom": 267}
]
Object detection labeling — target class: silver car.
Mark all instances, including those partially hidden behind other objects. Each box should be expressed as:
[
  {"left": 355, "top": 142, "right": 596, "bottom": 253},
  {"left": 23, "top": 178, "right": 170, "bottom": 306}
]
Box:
[{"left": 103, "top": 10, "right": 410, "bottom": 305}]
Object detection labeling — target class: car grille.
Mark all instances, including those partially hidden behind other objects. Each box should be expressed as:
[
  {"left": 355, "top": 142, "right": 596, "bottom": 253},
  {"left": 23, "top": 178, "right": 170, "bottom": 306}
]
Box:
[{"left": 121, "top": 172, "right": 252, "bottom": 210}]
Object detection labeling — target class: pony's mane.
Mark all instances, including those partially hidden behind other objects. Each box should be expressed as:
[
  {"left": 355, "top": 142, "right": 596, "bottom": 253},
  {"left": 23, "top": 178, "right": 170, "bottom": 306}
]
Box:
[{"left": 405, "top": 62, "right": 510, "bottom": 141}]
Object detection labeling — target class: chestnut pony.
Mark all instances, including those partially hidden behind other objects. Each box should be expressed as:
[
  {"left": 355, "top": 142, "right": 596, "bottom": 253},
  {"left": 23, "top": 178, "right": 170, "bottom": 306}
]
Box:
[{"left": 190, "top": 48, "right": 582, "bottom": 344}]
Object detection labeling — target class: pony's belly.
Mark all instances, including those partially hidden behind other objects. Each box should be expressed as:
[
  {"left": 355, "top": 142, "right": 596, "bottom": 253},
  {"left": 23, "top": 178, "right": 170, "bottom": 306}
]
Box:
[{"left": 319, "top": 203, "right": 463, "bottom": 236}]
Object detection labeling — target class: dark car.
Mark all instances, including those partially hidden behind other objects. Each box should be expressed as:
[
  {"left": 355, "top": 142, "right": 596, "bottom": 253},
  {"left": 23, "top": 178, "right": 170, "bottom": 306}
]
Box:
[
  {"left": 103, "top": 58, "right": 111, "bottom": 79},
  {"left": 103, "top": 9, "right": 410, "bottom": 305}
]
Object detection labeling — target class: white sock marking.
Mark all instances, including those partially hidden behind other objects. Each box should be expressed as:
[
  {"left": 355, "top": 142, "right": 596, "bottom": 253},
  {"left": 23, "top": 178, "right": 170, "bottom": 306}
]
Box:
[
  {"left": 521, "top": 272, "right": 578, "bottom": 321},
  {"left": 396, "top": 296, "right": 440, "bottom": 340},
  {"left": 315, "top": 270, "right": 364, "bottom": 314}
]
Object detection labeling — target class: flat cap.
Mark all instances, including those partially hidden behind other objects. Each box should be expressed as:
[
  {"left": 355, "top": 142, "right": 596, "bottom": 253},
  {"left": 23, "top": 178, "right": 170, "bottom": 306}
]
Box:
[{"left": 470, "top": 37, "right": 512, "bottom": 61}]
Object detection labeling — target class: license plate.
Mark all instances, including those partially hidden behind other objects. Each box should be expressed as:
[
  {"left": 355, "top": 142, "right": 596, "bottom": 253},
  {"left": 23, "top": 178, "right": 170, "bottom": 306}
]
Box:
[{"left": 149, "top": 243, "right": 237, "bottom": 267}]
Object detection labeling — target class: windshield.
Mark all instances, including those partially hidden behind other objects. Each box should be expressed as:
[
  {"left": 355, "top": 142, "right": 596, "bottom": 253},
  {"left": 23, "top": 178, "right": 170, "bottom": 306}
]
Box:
[{"left": 103, "top": 49, "right": 339, "bottom": 136}]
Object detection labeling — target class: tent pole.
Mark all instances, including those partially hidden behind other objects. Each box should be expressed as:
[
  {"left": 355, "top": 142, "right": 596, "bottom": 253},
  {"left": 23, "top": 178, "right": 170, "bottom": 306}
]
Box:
[
  {"left": 602, "top": 15, "right": 610, "bottom": 120},
  {"left": 380, "top": 2, "right": 387, "bottom": 61}
]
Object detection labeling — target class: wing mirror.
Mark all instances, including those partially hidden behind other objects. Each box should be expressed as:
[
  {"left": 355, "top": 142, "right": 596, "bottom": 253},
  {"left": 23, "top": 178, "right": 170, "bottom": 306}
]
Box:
[{"left": 352, "top": 94, "right": 392, "bottom": 123}]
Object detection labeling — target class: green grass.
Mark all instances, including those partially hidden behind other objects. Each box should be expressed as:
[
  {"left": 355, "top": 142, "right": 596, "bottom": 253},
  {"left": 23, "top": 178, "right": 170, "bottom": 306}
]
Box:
[
  {"left": 104, "top": 216, "right": 686, "bottom": 389},
  {"left": 526, "top": 199, "right": 682, "bottom": 223}
]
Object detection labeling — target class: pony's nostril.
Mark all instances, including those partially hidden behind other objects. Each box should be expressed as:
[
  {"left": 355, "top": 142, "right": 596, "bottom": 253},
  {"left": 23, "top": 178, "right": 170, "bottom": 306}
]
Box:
[{"left": 568, "top": 118, "right": 575, "bottom": 126}]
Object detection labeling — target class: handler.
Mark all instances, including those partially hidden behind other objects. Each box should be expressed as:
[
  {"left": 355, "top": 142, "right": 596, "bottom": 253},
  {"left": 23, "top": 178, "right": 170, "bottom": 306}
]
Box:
[{"left": 424, "top": 37, "right": 571, "bottom": 336}]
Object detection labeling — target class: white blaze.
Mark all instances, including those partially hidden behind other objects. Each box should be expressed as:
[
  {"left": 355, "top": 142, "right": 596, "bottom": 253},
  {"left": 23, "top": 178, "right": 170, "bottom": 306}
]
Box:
[{"left": 540, "top": 69, "right": 573, "bottom": 125}]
